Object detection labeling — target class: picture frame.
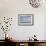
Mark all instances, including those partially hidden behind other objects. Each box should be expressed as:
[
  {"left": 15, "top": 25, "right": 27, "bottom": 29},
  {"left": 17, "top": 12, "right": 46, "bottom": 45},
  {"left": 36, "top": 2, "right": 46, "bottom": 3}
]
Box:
[{"left": 18, "top": 14, "right": 34, "bottom": 26}]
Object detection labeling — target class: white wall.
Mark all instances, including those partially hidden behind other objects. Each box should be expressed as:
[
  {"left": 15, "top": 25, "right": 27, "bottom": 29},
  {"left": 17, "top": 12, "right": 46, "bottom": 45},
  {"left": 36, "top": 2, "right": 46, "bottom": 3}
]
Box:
[{"left": 0, "top": 0, "right": 46, "bottom": 40}]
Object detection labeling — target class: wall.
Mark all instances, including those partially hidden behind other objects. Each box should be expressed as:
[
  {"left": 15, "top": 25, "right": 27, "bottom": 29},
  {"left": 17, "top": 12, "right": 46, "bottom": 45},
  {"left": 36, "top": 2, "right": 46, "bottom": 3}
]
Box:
[{"left": 0, "top": 0, "right": 46, "bottom": 40}]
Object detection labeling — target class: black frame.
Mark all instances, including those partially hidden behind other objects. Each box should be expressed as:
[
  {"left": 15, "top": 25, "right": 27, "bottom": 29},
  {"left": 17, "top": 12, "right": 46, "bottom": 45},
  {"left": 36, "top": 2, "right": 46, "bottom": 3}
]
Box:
[{"left": 18, "top": 14, "right": 34, "bottom": 26}]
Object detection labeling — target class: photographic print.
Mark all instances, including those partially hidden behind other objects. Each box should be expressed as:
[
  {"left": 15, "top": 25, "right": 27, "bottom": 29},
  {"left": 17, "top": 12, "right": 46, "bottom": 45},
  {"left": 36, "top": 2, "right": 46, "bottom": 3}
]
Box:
[{"left": 18, "top": 14, "right": 34, "bottom": 26}]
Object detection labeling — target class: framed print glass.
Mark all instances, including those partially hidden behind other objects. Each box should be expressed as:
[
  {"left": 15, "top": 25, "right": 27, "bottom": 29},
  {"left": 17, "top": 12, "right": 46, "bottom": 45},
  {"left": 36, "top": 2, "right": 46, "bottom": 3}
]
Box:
[{"left": 18, "top": 14, "right": 34, "bottom": 26}]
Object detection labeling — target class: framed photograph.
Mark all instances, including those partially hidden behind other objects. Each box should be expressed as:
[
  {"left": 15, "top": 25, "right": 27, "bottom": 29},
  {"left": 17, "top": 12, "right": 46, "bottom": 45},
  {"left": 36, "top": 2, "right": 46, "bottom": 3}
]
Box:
[{"left": 18, "top": 14, "right": 34, "bottom": 26}]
